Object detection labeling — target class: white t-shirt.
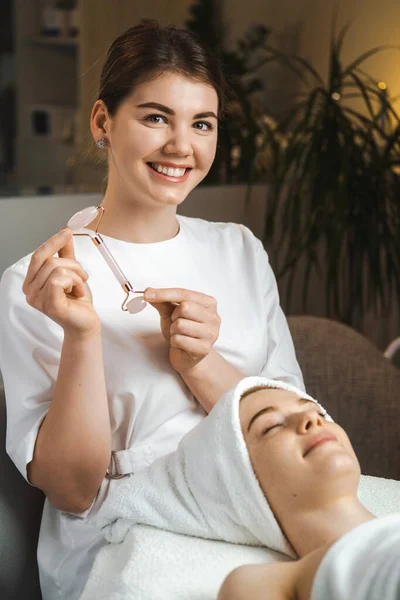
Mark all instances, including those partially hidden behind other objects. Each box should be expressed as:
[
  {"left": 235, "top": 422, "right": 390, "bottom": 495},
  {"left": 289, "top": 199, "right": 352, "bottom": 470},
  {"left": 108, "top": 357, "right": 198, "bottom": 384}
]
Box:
[
  {"left": 311, "top": 514, "right": 400, "bottom": 600},
  {"left": 0, "top": 215, "right": 303, "bottom": 600}
]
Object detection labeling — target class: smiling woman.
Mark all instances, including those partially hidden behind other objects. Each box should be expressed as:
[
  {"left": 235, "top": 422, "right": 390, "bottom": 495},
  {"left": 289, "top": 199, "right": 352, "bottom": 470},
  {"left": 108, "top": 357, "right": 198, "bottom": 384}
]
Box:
[
  {"left": 0, "top": 21, "right": 304, "bottom": 600},
  {"left": 239, "top": 388, "right": 357, "bottom": 529},
  {"left": 91, "top": 73, "right": 220, "bottom": 218},
  {"left": 218, "top": 382, "right": 400, "bottom": 600}
]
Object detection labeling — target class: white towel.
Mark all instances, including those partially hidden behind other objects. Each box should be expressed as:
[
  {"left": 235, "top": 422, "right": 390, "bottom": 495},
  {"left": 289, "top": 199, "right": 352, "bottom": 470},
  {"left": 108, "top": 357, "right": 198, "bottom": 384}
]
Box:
[
  {"left": 81, "top": 525, "right": 289, "bottom": 600},
  {"left": 311, "top": 513, "right": 400, "bottom": 600},
  {"left": 358, "top": 474, "right": 400, "bottom": 516},
  {"left": 96, "top": 376, "right": 326, "bottom": 556}
]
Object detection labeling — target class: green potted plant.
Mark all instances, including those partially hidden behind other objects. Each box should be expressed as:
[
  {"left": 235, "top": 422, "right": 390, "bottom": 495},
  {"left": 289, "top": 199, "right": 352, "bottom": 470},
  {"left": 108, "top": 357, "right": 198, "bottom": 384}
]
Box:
[{"left": 263, "top": 24, "right": 400, "bottom": 327}]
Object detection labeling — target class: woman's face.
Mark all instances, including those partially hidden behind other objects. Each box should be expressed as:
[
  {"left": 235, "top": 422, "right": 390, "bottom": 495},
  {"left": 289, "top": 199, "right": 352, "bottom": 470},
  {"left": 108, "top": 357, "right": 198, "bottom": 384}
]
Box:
[
  {"left": 240, "top": 389, "right": 360, "bottom": 517},
  {"left": 97, "top": 73, "right": 219, "bottom": 208}
]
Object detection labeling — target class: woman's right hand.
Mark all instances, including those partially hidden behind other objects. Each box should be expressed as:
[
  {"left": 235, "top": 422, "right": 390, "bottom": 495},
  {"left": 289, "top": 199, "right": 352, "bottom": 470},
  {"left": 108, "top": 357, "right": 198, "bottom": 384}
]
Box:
[{"left": 23, "top": 228, "right": 101, "bottom": 336}]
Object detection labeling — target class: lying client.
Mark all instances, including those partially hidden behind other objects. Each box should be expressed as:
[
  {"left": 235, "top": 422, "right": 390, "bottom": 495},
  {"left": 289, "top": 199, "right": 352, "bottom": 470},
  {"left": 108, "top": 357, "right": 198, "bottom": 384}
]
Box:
[
  {"left": 84, "top": 377, "right": 400, "bottom": 600},
  {"left": 219, "top": 383, "right": 400, "bottom": 600}
]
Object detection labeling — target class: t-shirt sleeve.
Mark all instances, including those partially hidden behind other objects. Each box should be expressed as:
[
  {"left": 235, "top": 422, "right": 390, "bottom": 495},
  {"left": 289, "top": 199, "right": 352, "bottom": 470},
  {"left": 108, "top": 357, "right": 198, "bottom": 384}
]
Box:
[
  {"left": 254, "top": 238, "right": 304, "bottom": 390},
  {"left": 0, "top": 262, "right": 64, "bottom": 482}
]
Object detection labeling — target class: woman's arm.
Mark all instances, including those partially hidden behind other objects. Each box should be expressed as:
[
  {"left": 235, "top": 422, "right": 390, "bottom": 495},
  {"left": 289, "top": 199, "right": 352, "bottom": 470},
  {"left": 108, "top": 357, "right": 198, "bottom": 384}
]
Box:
[
  {"left": 143, "top": 287, "right": 246, "bottom": 413},
  {"left": 21, "top": 229, "right": 111, "bottom": 513},
  {"left": 178, "top": 348, "right": 245, "bottom": 413},
  {"left": 28, "top": 329, "right": 111, "bottom": 513}
]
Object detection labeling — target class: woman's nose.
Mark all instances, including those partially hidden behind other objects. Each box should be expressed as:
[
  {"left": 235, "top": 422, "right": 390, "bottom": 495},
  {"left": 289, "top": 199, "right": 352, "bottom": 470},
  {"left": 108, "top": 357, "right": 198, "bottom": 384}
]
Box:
[
  {"left": 163, "top": 127, "right": 193, "bottom": 156},
  {"left": 297, "top": 410, "right": 325, "bottom": 434}
]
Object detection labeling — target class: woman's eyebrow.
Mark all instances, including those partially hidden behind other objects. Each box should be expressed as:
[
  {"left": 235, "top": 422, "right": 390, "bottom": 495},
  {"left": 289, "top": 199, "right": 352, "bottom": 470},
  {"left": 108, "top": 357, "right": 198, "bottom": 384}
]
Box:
[
  {"left": 194, "top": 111, "right": 218, "bottom": 119},
  {"left": 136, "top": 102, "right": 218, "bottom": 120},
  {"left": 247, "top": 406, "right": 277, "bottom": 433},
  {"left": 247, "top": 398, "right": 316, "bottom": 433}
]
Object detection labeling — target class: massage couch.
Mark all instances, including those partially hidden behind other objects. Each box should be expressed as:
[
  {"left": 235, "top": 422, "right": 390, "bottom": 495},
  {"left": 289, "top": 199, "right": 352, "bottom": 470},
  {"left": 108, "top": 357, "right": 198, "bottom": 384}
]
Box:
[{"left": 1, "top": 316, "right": 400, "bottom": 599}]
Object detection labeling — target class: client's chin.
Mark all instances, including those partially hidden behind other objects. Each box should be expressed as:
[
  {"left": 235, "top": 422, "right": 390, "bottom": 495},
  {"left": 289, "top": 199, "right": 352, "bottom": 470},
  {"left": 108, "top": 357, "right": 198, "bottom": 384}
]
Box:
[{"left": 308, "top": 450, "right": 361, "bottom": 503}]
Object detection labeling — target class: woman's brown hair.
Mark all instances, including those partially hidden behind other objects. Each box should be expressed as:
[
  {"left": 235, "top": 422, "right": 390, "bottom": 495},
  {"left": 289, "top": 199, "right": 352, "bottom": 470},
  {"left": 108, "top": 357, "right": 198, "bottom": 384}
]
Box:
[{"left": 98, "top": 20, "right": 226, "bottom": 116}]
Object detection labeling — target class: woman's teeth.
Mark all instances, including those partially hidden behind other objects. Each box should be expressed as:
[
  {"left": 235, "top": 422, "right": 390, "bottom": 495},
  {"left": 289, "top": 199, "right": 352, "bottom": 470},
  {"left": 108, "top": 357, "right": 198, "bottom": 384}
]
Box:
[{"left": 150, "top": 163, "right": 187, "bottom": 177}]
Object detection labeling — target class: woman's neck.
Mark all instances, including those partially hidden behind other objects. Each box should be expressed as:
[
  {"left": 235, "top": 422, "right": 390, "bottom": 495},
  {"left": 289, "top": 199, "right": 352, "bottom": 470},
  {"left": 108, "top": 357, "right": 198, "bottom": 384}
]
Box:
[
  {"left": 286, "top": 497, "right": 375, "bottom": 557},
  {"left": 88, "top": 183, "right": 180, "bottom": 244}
]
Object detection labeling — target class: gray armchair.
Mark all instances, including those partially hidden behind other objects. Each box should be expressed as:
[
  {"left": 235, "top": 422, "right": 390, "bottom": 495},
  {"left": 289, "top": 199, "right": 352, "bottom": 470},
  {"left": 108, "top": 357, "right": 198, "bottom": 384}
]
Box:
[
  {"left": 0, "top": 315, "right": 399, "bottom": 599},
  {"left": 0, "top": 382, "right": 44, "bottom": 599}
]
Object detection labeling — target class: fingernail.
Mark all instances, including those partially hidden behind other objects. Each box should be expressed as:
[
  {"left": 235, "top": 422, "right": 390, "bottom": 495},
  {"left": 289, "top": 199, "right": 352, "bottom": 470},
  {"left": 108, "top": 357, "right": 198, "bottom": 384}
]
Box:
[{"left": 145, "top": 290, "right": 155, "bottom": 300}]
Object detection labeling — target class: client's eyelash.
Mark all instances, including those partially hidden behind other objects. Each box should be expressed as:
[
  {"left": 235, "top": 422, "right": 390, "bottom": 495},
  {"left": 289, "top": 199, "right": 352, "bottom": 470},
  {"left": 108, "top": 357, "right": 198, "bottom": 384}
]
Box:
[{"left": 262, "top": 423, "right": 281, "bottom": 435}]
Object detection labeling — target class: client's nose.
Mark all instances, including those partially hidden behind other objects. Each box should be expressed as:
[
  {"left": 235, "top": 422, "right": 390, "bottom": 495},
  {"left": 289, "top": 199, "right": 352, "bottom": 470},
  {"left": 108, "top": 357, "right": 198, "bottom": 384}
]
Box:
[{"left": 297, "top": 410, "right": 324, "bottom": 434}]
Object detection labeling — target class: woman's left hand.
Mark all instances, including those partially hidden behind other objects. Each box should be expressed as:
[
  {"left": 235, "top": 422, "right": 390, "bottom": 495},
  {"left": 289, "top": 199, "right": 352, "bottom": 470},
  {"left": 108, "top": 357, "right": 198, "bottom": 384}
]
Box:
[{"left": 143, "top": 287, "right": 221, "bottom": 373}]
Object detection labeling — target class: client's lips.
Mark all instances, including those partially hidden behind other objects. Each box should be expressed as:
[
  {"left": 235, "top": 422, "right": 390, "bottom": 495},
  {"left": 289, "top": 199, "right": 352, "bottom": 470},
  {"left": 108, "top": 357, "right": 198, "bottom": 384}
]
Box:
[{"left": 303, "top": 432, "right": 337, "bottom": 457}]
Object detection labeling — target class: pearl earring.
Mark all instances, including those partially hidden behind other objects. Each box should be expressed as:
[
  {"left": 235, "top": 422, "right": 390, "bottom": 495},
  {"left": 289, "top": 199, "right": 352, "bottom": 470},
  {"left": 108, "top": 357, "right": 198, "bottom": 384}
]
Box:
[{"left": 96, "top": 138, "right": 107, "bottom": 149}]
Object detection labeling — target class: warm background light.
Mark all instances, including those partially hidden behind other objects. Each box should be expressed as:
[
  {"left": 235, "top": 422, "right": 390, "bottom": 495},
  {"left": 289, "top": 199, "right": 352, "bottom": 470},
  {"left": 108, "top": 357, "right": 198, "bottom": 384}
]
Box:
[{"left": 224, "top": 0, "right": 400, "bottom": 115}]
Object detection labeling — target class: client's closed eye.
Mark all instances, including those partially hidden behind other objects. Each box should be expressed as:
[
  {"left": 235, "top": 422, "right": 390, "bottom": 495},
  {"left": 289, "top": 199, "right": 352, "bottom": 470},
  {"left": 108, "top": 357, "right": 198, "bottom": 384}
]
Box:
[{"left": 262, "top": 423, "right": 282, "bottom": 435}]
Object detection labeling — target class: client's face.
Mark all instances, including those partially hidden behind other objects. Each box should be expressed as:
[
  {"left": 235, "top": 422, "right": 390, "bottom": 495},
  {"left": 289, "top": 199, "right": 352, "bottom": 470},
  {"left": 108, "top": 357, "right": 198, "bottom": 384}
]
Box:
[{"left": 239, "top": 388, "right": 360, "bottom": 517}]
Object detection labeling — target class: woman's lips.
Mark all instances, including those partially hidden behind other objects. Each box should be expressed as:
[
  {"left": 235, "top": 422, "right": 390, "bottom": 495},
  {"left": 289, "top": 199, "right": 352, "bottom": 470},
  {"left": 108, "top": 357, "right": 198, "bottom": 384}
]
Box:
[
  {"left": 303, "top": 432, "right": 337, "bottom": 456},
  {"left": 147, "top": 163, "right": 192, "bottom": 183}
]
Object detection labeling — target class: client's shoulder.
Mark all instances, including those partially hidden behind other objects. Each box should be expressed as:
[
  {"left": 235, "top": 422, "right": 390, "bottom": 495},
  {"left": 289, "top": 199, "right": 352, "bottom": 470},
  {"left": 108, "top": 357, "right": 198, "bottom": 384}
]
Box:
[{"left": 218, "top": 562, "right": 296, "bottom": 600}]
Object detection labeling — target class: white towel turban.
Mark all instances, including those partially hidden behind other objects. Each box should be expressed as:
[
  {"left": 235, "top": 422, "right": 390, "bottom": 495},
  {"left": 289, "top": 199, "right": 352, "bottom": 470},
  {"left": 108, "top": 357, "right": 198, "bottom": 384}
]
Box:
[{"left": 96, "top": 376, "right": 329, "bottom": 558}]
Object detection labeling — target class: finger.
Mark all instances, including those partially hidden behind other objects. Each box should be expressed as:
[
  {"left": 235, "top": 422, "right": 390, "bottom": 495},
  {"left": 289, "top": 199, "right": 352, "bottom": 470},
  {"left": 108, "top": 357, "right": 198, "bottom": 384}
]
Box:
[
  {"left": 29, "top": 259, "right": 88, "bottom": 294},
  {"left": 170, "top": 301, "right": 211, "bottom": 324},
  {"left": 170, "top": 334, "right": 209, "bottom": 358},
  {"left": 57, "top": 228, "right": 76, "bottom": 260},
  {"left": 46, "top": 271, "right": 86, "bottom": 300},
  {"left": 147, "top": 300, "right": 176, "bottom": 321},
  {"left": 24, "top": 229, "right": 74, "bottom": 290},
  {"left": 27, "top": 271, "right": 85, "bottom": 312},
  {"left": 42, "top": 273, "right": 86, "bottom": 320},
  {"left": 170, "top": 318, "right": 211, "bottom": 340},
  {"left": 144, "top": 287, "right": 217, "bottom": 310}
]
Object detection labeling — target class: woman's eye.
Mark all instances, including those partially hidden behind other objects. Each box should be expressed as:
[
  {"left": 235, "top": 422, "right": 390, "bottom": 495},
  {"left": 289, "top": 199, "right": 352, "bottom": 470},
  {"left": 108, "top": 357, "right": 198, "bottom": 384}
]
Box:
[
  {"left": 194, "top": 121, "right": 213, "bottom": 132},
  {"left": 262, "top": 423, "right": 282, "bottom": 435},
  {"left": 145, "top": 114, "right": 167, "bottom": 125}
]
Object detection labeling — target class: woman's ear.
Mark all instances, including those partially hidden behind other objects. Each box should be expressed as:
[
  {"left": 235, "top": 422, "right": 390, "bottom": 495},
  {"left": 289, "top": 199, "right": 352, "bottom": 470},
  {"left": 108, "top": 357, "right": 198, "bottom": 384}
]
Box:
[{"left": 90, "top": 100, "right": 111, "bottom": 144}]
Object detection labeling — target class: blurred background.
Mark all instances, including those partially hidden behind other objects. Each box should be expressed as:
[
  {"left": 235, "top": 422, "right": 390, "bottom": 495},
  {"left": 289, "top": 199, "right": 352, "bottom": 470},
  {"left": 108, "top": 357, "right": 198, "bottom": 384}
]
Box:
[{"left": 0, "top": 0, "right": 399, "bottom": 357}]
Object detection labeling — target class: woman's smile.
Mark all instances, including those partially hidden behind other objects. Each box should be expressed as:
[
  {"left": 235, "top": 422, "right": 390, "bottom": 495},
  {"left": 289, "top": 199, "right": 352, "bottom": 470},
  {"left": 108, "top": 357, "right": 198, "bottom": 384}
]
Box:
[
  {"left": 303, "top": 432, "right": 338, "bottom": 457},
  {"left": 146, "top": 161, "right": 193, "bottom": 183}
]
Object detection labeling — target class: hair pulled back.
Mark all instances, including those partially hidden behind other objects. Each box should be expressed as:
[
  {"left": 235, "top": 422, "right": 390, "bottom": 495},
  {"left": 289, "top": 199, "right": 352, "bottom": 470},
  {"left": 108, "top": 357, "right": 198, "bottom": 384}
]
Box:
[{"left": 98, "top": 21, "right": 226, "bottom": 116}]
